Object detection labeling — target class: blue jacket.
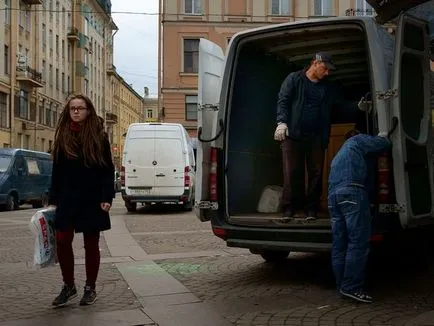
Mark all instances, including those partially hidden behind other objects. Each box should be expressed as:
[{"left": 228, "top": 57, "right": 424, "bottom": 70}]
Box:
[
  {"left": 276, "top": 70, "right": 359, "bottom": 147},
  {"left": 328, "top": 134, "right": 392, "bottom": 192}
]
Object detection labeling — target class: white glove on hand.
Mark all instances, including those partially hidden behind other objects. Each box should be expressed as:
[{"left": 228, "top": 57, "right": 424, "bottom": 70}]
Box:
[
  {"left": 358, "top": 97, "right": 372, "bottom": 113},
  {"left": 378, "top": 131, "right": 388, "bottom": 138},
  {"left": 274, "top": 123, "right": 288, "bottom": 141}
]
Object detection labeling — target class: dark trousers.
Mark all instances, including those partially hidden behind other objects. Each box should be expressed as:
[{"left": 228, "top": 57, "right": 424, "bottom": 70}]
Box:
[
  {"left": 56, "top": 227, "right": 101, "bottom": 289},
  {"left": 281, "top": 137, "right": 325, "bottom": 214},
  {"left": 328, "top": 186, "right": 371, "bottom": 292}
]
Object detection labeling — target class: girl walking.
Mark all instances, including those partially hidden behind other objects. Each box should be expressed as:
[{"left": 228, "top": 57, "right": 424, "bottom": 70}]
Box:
[{"left": 49, "top": 94, "right": 115, "bottom": 307}]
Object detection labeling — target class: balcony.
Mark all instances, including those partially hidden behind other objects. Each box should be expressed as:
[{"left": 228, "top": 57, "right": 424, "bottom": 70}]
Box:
[
  {"left": 16, "top": 66, "right": 44, "bottom": 88},
  {"left": 105, "top": 112, "right": 118, "bottom": 124},
  {"left": 22, "top": 0, "right": 43, "bottom": 4},
  {"left": 345, "top": 8, "right": 375, "bottom": 16},
  {"left": 67, "top": 27, "right": 80, "bottom": 42}
]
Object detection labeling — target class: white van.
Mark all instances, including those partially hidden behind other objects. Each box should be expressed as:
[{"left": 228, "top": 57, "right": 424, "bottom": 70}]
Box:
[
  {"left": 121, "top": 123, "right": 196, "bottom": 212},
  {"left": 194, "top": 7, "right": 434, "bottom": 261}
]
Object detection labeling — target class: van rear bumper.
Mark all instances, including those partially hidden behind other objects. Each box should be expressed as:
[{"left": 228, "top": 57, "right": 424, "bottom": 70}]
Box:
[
  {"left": 211, "top": 217, "right": 332, "bottom": 253},
  {"left": 121, "top": 190, "right": 190, "bottom": 203}
]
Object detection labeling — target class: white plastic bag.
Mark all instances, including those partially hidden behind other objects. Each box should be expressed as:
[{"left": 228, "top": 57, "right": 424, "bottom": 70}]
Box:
[
  {"left": 29, "top": 207, "right": 57, "bottom": 268},
  {"left": 257, "top": 185, "right": 283, "bottom": 213}
]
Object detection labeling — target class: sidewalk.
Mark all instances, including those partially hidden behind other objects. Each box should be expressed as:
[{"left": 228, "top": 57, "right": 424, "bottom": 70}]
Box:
[{"left": 0, "top": 204, "right": 232, "bottom": 326}]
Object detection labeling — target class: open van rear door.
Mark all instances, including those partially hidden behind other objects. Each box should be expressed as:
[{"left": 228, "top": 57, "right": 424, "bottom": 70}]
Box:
[
  {"left": 195, "top": 38, "right": 225, "bottom": 222},
  {"left": 391, "top": 13, "right": 434, "bottom": 227}
]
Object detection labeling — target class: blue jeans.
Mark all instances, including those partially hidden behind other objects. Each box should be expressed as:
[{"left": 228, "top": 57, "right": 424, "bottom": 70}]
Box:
[{"left": 328, "top": 186, "right": 371, "bottom": 293}]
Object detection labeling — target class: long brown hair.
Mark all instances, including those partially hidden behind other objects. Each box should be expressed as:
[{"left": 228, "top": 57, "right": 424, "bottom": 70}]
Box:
[{"left": 52, "top": 94, "right": 107, "bottom": 167}]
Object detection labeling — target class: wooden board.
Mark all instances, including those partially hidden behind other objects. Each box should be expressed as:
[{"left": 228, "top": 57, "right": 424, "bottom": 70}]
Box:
[{"left": 304, "top": 123, "right": 356, "bottom": 213}]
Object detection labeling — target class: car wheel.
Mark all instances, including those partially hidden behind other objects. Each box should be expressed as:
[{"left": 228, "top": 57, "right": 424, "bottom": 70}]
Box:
[
  {"left": 125, "top": 201, "right": 137, "bottom": 213},
  {"left": 5, "top": 194, "right": 17, "bottom": 211}
]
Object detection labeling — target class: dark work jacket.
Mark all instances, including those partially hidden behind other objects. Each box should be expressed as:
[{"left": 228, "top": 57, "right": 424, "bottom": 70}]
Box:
[
  {"left": 276, "top": 70, "right": 359, "bottom": 148},
  {"left": 48, "top": 134, "right": 115, "bottom": 233}
]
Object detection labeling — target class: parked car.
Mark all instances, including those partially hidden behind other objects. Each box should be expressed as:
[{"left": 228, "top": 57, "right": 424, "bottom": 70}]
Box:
[
  {"left": 121, "top": 123, "right": 196, "bottom": 212},
  {"left": 194, "top": 8, "right": 434, "bottom": 261},
  {"left": 0, "top": 148, "right": 52, "bottom": 211}
]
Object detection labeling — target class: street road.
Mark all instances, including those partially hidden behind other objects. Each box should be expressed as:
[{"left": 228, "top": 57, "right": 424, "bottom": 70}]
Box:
[{"left": 0, "top": 197, "right": 434, "bottom": 325}]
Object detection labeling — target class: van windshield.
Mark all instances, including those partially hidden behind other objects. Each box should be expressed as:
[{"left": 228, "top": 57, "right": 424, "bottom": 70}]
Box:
[{"left": 0, "top": 156, "right": 12, "bottom": 173}]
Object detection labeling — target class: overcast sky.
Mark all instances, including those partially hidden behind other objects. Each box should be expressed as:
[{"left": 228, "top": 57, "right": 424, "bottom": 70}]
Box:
[{"left": 111, "top": 0, "right": 158, "bottom": 98}]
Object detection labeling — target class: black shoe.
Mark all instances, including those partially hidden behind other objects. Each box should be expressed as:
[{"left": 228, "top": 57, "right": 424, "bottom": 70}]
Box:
[
  {"left": 52, "top": 284, "right": 77, "bottom": 307},
  {"left": 340, "top": 289, "right": 373, "bottom": 303},
  {"left": 305, "top": 211, "right": 317, "bottom": 221},
  {"left": 80, "top": 286, "right": 97, "bottom": 306},
  {"left": 282, "top": 208, "right": 294, "bottom": 218}
]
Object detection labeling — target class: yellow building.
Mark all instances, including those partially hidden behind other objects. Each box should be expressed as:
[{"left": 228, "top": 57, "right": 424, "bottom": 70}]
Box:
[
  {"left": 143, "top": 87, "right": 158, "bottom": 122},
  {"left": 0, "top": 0, "right": 117, "bottom": 151},
  {"left": 110, "top": 68, "right": 143, "bottom": 170},
  {"left": 158, "top": 0, "right": 375, "bottom": 136}
]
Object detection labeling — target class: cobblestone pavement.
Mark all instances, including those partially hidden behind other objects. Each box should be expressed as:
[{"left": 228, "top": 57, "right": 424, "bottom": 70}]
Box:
[
  {"left": 0, "top": 205, "right": 141, "bottom": 324},
  {"left": 124, "top": 203, "right": 434, "bottom": 326}
]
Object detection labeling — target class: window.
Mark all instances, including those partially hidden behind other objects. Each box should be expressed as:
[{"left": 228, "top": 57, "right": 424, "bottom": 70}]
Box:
[
  {"left": 62, "top": 72, "right": 65, "bottom": 92},
  {"left": 42, "top": 24, "right": 46, "bottom": 49},
  {"left": 67, "top": 76, "right": 71, "bottom": 93},
  {"left": 39, "top": 100, "right": 44, "bottom": 124},
  {"left": 18, "top": 90, "right": 29, "bottom": 120},
  {"left": 84, "top": 18, "right": 89, "bottom": 37},
  {"left": 49, "top": 64, "right": 53, "bottom": 86},
  {"left": 147, "top": 109, "right": 153, "bottom": 118},
  {"left": 41, "top": 60, "right": 46, "bottom": 81},
  {"left": 4, "top": 45, "right": 9, "bottom": 75},
  {"left": 62, "top": 40, "right": 65, "bottom": 58},
  {"left": 41, "top": 138, "right": 45, "bottom": 152},
  {"left": 183, "top": 39, "right": 199, "bottom": 73},
  {"left": 184, "top": 0, "right": 201, "bottom": 14},
  {"left": 26, "top": 158, "right": 40, "bottom": 174},
  {"left": 56, "top": 35, "right": 59, "bottom": 55},
  {"left": 356, "top": 0, "right": 374, "bottom": 16},
  {"left": 4, "top": 0, "right": 10, "bottom": 25},
  {"left": 271, "top": 0, "right": 290, "bottom": 15},
  {"left": 25, "top": 10, "right": 30, "bottom": 32},
  {"left": 24, "top": 135, "right": 30, "bottom": 150},
  {"left": 45, "top": 105, "right": 51, "bottom": 126},
  {"left": 55, "top": 69, "right": 59, "bottom": 90},
  {"left": 313, "top": 0, "right": 333, "bottom": 16},
  {"left": 185, "top": 95, "right": 198, "bottom": 121},
  {"left": 0, "top": 92, "right": 8, "bottom": 128}
]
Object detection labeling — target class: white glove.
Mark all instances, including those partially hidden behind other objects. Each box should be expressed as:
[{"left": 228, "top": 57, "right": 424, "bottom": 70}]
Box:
[
  {"left": 274, "top": 123, "right": 288, "bottom": 141},
  {"left": 378, "top": 131, "right": 388, "bottom": 138},
  {"left": 358, "top": 97, "right": 372, "bottom": 113}
]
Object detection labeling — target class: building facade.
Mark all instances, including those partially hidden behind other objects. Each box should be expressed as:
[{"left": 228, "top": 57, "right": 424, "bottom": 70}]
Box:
[
  {"left": 0, "top": 0, "right": 118, "bottom": 152},
  {"left": 158, "top": 0, "right": 374, "bottom": 136},
  {"left": 143, "top": 87, "right": 158, "bottom": 122},
  {"left": 111, "top": 69, "right": 143, "bottom": 171}
]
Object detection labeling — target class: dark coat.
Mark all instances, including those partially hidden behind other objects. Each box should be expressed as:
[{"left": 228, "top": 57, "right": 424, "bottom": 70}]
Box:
[
  {"left": 48, "top": 134, "right": 115, "bottom": 233},
  {"left": 276, "top": 70, "right": 359, "bottom": 148}
]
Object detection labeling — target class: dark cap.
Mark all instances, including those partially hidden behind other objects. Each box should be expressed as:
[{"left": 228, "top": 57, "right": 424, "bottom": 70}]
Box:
[{"left": 314, "top": 52, "right": 336, "bottom": 70}]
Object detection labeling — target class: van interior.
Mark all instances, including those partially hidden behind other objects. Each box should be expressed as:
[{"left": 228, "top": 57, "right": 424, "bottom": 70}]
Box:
[{"left": 225, "top": 22, "right": 379, "bottom": 221}]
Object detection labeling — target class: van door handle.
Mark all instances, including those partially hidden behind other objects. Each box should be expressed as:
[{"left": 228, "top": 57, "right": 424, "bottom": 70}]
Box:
[{"left": 156, "top": 173, "right": 165, "bottom": 177}]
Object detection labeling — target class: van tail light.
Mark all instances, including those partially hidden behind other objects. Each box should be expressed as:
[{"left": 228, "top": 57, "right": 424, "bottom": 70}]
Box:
[
  {"left": 120, "top": 166, "right": 125, "bottom": 186},
  {"left": 377, "top": 153, "right": 390, "bottom": 204},
  {"left": 184, "top": 166, "right": 191, "bottom": 187},
  {"left": 210, "top": 147, "right": 218, "bottom": 202}
]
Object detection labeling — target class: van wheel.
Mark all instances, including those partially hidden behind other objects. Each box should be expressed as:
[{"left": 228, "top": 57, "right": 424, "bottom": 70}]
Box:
[
  {"left": 125, "top": 201, "right": 137, "bottom": 213},
  {"left": 183, "top": 200, "right": 193, "bottom": 211},
  {"left": 260, "top": 250, "right": 290, "bottom": 262},
  {"left": 5, "top": 194, "right": 18, "bottom": 211}
]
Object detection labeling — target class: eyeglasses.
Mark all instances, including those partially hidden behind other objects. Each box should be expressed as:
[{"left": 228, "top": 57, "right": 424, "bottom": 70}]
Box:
[{"left": 70, "top": 106, "right": 87, "bottom": 112}]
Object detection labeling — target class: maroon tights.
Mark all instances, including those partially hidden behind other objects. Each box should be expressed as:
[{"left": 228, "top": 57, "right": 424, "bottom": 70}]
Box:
[{"left": 56, "top": 227, "right": 100, "bottom": 289}]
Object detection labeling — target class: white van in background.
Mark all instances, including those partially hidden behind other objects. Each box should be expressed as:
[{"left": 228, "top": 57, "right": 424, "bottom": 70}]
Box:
[{"left": 121, "top": 123, "right": 196, "bottom": 212}]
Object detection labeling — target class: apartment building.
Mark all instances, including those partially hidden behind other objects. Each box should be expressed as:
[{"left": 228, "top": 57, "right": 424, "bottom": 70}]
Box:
[
  {"left": 143, "top": 87, "right": 158, "bottom": 122},
  {"left": 110, "top": 68, "right": 143, "bottom": 170},
  {"left": 0, "top": 0, "right": 117, "bottom": 151},
  {"left": 158, "top": 0, "right": 374, "bottom": 136}
]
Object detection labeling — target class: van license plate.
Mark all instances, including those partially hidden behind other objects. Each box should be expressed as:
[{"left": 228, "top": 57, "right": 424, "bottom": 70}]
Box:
[{"left": 131, "top": 189, "right": 151, "bottom": 195}]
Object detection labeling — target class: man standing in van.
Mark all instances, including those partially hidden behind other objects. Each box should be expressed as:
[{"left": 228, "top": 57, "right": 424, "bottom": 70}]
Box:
[
  {"left": 274, "top": 52, "right": 371, "bottom": 220},
  {"left": 328, "top": 129, "right": 392, "bottom": 303}
]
